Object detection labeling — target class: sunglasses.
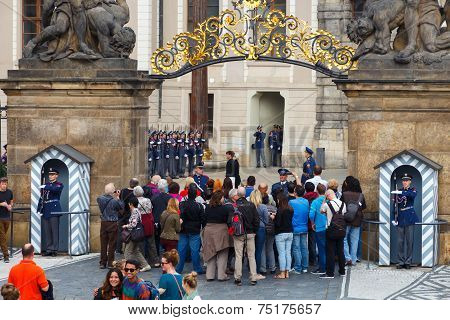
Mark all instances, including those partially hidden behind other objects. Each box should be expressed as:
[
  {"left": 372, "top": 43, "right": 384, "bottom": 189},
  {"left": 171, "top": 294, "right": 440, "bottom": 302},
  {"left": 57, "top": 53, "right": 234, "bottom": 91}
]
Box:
[
  {"left": 124, "top": 268, "right": 136, "bottom": 273},
  {"left": 161, "top": 261, "right": 169, "bottom": 265}
]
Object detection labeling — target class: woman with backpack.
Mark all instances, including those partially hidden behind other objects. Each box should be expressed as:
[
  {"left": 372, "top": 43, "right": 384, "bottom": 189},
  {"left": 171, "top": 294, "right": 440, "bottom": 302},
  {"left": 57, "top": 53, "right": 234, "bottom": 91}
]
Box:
[
  {"left": 203, "top": 191, "right": 233, "bottom": 281},
  {"left": 273, "top": 193, "right": 294, "bottom": 279},
  {"left": 134, "top": 186, "right": 160, "bottom": 269},
  {"left": 341, "top": 176, "right": 366, "bottom": 266},
  {"left": 122, "top": 198, "right": 152, "bottom": 272},
  {"left": 249, "top": 190, "right": 269, "bottom": 279},
  {"left": 320, "top": 189, "right": 347, "bottom": 279}
]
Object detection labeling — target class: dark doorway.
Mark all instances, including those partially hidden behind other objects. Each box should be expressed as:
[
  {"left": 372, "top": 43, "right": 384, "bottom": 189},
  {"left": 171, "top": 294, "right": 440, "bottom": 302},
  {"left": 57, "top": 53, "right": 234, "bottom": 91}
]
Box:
[
  {"left": 390, "top": 165, "right": 422, "bottom": 265},
  {"left": 41, "top": 159, "right": 69, "bottom": 253}
]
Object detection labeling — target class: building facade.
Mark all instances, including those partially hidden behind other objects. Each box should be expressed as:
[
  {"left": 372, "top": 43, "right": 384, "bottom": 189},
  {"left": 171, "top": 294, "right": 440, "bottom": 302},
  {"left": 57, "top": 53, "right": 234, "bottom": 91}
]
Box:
[{"left": 0, "top": 0, "right": 362, "bottom": 168}]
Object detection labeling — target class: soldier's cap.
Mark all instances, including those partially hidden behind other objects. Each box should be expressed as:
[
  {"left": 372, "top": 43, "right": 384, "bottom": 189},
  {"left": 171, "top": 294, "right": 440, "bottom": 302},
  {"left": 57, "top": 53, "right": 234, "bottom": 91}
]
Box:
[
  {"left": 194, "top": 162, "right": 205, "bottom": 169},
  {"left": 168, "top": 131, "right": 173, "bottom": 135},
  {"left": 48, "top": 168, "right": 59, "bottom": 174},
  {"left": 257, "top": 125, "right": 262, "bottom": 130},
  {"left": 180, "top": 131, "right": 185, "bottom": 135},
  {"left": 278, "top": 168, "right": 291, "bottom": 176},
  {"left": 273, "top": 124, "right": 277, "bottom": 128},
  {"left": 305, "top": 147, "right": 314, "bottom": 155},
  {"left": 401, "top": 173, "right": 412, "bottom": 181}
]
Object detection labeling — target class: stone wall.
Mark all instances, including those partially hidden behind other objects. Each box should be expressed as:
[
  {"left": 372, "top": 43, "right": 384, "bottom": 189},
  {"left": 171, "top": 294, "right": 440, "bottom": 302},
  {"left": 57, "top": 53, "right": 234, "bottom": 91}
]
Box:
[
  {"left": 0, "top": 59, "right": 160, "bottom": 252},
  {"left": 336, "top": 54, "right": 450, "bottom": 263}
]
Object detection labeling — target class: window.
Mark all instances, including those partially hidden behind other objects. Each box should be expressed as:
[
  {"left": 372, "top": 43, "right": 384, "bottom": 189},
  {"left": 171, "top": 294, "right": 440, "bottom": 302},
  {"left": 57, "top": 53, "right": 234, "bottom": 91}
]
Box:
[
  {"left": 352, "top": 0, "right": 366, "bottom": 18},
  {"left": 188, "top": 0, "right": 220, "bottom": 32},
  {"left": 23, "top": 0, "right": 43, "bottom": 47}
]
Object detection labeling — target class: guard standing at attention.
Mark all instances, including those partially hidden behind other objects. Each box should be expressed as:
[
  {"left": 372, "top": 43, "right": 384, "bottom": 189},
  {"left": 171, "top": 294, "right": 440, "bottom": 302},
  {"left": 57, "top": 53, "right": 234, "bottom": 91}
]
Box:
[
  {"left": 167, "top": 131, "right": 178, "bottom": 179},
  {"left": 268, "top": 125, "right": 279, "bottom": 167},
  {"left": 38, "top": 168, "right": 64, "bottom": 257},
  {"left": 253, "top": 125, "right": 266, "bottom": 168},
  {"left": 148, "top": 131, "right": 157, "bottom": 178},
  {"left": 155, "top": 131, "right": 164, "bottom": 177},
  {"left": 391, "top": 173, "right": 418, "bottom": 269},
  {"left": 178, "top": 132, "right": 188, "bottom": 178},
  {"left": 301, "top": 147, "right": 316, "bottom": 185},
  {"left": 187, "top": 132, "right": 196, "bottom": 175},
  {"left": 194, "top": 131, "right": 206, "bottom": 165}
]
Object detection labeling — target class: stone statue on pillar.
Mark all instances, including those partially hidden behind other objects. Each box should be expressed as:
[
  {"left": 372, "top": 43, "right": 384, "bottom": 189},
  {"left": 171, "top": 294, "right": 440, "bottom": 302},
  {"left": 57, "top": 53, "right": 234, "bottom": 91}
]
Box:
[
  {"left": 23, "top": 0, "right": 136, "bottom": 61},
  {"left": 347, "top": 0, "right": 450, "bottom": 64}
]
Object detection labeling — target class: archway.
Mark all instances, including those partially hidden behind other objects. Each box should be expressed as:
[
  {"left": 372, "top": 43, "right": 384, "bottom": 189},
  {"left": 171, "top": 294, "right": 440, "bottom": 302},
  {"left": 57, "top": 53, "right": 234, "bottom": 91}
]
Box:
[{"left": 249, "top": 92, "right": 285, "bottom": 167}]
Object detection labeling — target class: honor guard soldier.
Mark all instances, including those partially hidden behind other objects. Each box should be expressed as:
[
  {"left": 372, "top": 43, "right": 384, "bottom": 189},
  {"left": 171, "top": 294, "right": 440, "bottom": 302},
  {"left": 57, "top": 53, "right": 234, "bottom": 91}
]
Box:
[
  {"left": 268, "top": 125, "right": 279, "bottom": 167},
  {"left": 178, "top": 132, "right": 188, "bottom": 178},
  {"left": 194, "top": 131, "right": 206, "bottom": 165},
  {"left": 38, "top": 168, "right": 64, "bottom": 257},
  {"left": 253, "top": 125, "right": 266, "bottom": 168},
  {"left": 155, "top": 131, "right": 164, "bottom": 177},
  {"left": 148, "top": 131, "right": 157, "bottom": 178},
  {"left": 187, "top": 132, "right": 196, "bottom": 175},
  {"left": 271, "top": 168, "right": 292, "bottom": 199},
  {"left": 301, "top": 147, "right": 316, "bottom": 185},
  {"left": 167, "top": 131, "right": 178, "bottom": 179},
  {"left": 193, "top": 163, "right": 209, "bottom": 196},
  {"left": 391, "top": 173, "right": 418, "bottom": 269}
]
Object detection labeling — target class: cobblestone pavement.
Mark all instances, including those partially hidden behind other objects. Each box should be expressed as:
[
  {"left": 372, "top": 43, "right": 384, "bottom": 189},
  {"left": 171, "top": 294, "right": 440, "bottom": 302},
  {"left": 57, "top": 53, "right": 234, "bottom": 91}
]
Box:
[{"left": 44, "top": 256, "right": 343, "bottom": 300}]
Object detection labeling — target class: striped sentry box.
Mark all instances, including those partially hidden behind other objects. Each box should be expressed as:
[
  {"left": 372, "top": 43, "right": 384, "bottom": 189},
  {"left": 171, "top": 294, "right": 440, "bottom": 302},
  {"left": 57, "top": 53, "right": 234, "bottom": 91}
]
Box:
[
  {"left": 375, "top": 150, "right": 442, "bottom": 267},
  {"left": 25, "top": 145, "right": 93, "bottom": 255}
]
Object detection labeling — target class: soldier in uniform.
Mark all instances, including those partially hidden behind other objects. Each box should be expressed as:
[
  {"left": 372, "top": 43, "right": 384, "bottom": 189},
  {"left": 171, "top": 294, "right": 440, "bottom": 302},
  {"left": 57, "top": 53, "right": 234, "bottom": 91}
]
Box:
[
  {"left": 253, "top": 125, "right": 266, "bottom": 168},
  {"left": 268, "top": 125, "right": 279, "bottom": 167},
  {"left": 271, "top": 168, "right": 301, "bottom": 199},
  {"left": 301, "top": 147, "right": 316, "bottom": 185},
  {"left": 391, "top": 173, "right": 418, "bottom": 269},
  {"left": 167, "top": 131, "right": 178, "bottom": 179},
  {"left": 148, "top": 131, "right": 157, "bottom": 178},
  {"left": 178, "top": 132, "right": 188, "bottom": 178},
  {"left": 194, "top": 131, "right": 206, "bottom": 165},
  {"left": 155, "top": 131, "right": 164, "bottom": 177},
  {"left": 193, "top": 164, "right": 209, "bottom": 196},
  {"left": 38, "top": 168, "right": 64, "bottom": 257},
  {"left": 187, "top": 132, "right": 196, "bottom": 175},
  {"left": 163, "top": 131, "right": 171, "bottom": 178}
]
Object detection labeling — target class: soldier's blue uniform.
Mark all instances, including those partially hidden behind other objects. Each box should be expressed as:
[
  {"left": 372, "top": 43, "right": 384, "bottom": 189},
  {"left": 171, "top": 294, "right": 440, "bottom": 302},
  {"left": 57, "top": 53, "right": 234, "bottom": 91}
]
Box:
[
  {"left": 394, "top": 173, "right": 418, "bottom": 268},
  {"left": 254, "top": 125, "right": 266, "bottom": 168},
  {"left": 301, "top": 147, "right": 316, "bottom": 185},
  {"left": 271, "top": 168, "right": 291, "bottom": 198},
  {"left": 187, "top": 133, "right": 196, "bottom": 175},
  {"left": 38, "top": 168, "right": 64, "bottom": 256},
  {"left": 194, "top": 133, "right": 206, "bottom": 165},
  {"left": 268, "top": 126, "right": 279, "bottom": 167},
  {"left": 155, "top": 134, "right": 164, "bottom": 177},
  {"left": 148, "top": 132, "right": 157, "bottom": 178},
  {"left": 193, "top": 172, "right": 209, "bottom": 194},
  {"left": 178, "top": 133, "right": 188, "bottom": 177},
  {"left": 167, "top": 134, "right": 178, "bottom": 178}
]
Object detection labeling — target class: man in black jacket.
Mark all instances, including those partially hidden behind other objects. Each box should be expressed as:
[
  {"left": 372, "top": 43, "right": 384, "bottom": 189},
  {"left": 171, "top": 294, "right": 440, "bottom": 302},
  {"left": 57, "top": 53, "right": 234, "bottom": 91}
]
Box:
[
  {"left": 176, "top": 184, "right": 206, "bottom": 274},
  {"left": 231, "top": 187, "right": 260, "bottom": 286},
  {"left": 151, "top": 179, "right": 172, "bottom": 256}
]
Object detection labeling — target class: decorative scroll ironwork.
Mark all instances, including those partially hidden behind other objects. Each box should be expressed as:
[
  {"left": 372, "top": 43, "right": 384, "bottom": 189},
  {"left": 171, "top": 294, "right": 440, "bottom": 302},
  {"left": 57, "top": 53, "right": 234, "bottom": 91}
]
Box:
[{"left": 150, "top": 0, "right": 357, "bottom": 79}]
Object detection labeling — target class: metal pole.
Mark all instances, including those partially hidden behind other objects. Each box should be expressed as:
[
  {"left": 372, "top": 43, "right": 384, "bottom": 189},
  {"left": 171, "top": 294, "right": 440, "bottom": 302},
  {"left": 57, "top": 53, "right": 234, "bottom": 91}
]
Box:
[
  {"left": 68, "top": 213, "right": 72, "bottom": 259},
  {"left": 9, "top": 210, "right": 13, "bottom": 259},
  {"left": 367, "top": 223, "right": 371, "bottom": 270},
  {"left": 85, "top": 210, "right": 89, "bottom": 254}
]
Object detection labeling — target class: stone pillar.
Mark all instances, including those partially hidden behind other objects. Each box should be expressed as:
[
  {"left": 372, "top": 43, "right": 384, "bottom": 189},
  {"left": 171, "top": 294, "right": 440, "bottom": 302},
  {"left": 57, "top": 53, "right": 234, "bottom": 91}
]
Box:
[
  {"left": 0, "top": 59, "right": 161, "bottom": 250},
  {"left": 316, "top": 0, "right": 353, "bottom": 168},
  {"left": 335, "top": 54, "right": 450, "bottom": 263}
]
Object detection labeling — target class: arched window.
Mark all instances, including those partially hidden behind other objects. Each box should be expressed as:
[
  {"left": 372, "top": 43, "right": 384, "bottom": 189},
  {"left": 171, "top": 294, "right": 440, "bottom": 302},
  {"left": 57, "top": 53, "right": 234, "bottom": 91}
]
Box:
[
  {"left": 23, "top": 0, "right": 43, "bottom": 48},
  {"left": 188, "top": 0, "right": 220, "bottom": 32}
]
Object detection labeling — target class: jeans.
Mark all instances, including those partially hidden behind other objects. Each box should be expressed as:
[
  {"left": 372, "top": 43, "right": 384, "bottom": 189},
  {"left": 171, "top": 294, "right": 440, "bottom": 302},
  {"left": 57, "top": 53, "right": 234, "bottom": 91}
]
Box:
[
  {"left": 176, "top": 233, "right": 202, "bottom": 273},
  {"left": 343, "top": 226, "right": 360, "bottom": 263},
  {"left": 308, "top": 230, "right": 317, "bottom": 265},
  {"left": 275, "top": 233, "right": 293, "bottom": 271},
  {"left": 326, "top": 234, "right": 345, "bottom": 277},
  {"left": 357, "top": 227, "right": 363, "bottom": 260},
  {"left": 315, "top": 231, "right": 326, "bottom": 272},
  {"left": 255, "top": 227, "right": 266, "bottom": 272},
  {"left": 255, "top": 148, "right": 266, "bottom": 167},
  {"left": 260, "top": 234, "right": 276, "bottom": 273},
  {"left": 292, "top": 233, "right": 309, "bottom": 271}
]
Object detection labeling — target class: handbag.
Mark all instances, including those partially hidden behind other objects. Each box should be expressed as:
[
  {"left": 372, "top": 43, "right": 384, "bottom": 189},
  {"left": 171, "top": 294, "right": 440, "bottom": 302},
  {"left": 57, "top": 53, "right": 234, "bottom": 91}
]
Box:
[
  {"left": 121, "top": 228, "right": 131, "bottom": 243},
  {"left": 138, "top": 201, "right": 155, "bottom": 236},
  {"left": 131, "top": 214, "right": 146, "bottom": 242}
]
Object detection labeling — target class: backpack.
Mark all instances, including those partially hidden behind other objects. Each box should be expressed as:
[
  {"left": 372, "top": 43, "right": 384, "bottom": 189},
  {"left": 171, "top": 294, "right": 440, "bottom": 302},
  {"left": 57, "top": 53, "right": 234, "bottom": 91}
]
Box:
[
  {"left": 228, "top": 207, "right": 246, "bottom": 236},
  {"left": 143, "top": 280, "right": 160, "bottom": 300},
  {"left": 138, "top": 201, "right": 155, "bottom": 237},
  {"left": 344, "top": 193, "right": 363, "bottom": 223},
  {"left": 265, "top": 204, "right": 277, "bottom": 235},
  {"left": 326, "top": 201, "right": 346, "bottom": 239}
]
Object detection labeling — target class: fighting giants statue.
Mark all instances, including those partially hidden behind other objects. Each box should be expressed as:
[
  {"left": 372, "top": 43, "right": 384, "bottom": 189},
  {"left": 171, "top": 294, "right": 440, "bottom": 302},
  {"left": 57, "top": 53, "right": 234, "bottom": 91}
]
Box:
[
  {"left": 23, "top": 0, "right": 136, "bottom": 60},
  {"left": 347, "top": 0, "right": 450, "bottom": 64}
]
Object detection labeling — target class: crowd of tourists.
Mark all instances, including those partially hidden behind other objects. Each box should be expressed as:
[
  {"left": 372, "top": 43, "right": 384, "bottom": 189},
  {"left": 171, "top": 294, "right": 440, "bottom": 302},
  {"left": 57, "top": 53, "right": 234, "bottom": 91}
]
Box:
[{"left": 2, "top": 157, "right": 367, "bottom": 300}]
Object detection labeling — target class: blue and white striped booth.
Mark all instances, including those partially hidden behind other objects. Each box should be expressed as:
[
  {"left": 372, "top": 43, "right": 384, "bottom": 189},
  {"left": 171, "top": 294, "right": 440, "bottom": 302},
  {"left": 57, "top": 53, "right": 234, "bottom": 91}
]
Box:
[
  {"left": 25, "top": 145, "right": 94, "bottom": 255},
  {"left": 374, "top": 149, "right": 442, "bottom": 267}
]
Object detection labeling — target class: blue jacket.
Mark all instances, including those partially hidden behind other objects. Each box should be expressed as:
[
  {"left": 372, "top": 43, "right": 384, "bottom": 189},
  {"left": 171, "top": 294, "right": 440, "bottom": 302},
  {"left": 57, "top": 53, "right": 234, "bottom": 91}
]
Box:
[
  {"left": 309, "top": 195, "right": 326, "bottom": 232},
  {"left": 253, "top": 131, "right": 266, "bottom": 149},
  {"left": 290, "top": 198, "right": 309, "bottom": 233},
  {"left": 193, "top": 174, "right": 209, "bottom": 193},
  {"left": 301, "top": 156, "right": 316, "bottom": 184},
  {"left": 397, "top": 187, "right": 419, "bottom": 227},
  {"left": 39, "top": 181, "right": 64, "bottom": 219},
  {"left": 271, "top": 181, "right": 288, "bottom": 198}
]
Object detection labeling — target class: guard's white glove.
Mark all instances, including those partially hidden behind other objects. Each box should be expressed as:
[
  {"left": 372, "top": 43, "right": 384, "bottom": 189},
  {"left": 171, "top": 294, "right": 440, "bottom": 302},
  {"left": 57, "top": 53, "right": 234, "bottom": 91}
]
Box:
[
  {"left": 391, "top": 191, "right": 402, "bottom": 195},
  {"left": 270, "top": 146, "right": 273, "bottom": 149},
  {"left": 175, "top": 156, "right": 179, "bottom": 160},
  {"left": 148, "top": 158, "right": 152, "bottom": 162},
  {"left": 184, "top": 154, "right": 188, "bottom": 158},
  {"left": 391, "top": 220, "right": 398, "bottom": 226},
  {"left": 165, "top": 155, "right": 169, "bottom": 159},
  {"left": 39, "top": 185, "right": 45, "bottom": 189}
]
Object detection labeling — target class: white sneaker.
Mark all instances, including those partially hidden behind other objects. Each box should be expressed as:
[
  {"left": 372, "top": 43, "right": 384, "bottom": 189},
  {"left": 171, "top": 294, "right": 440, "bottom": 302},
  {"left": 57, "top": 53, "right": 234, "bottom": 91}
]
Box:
[
  {"left": 302, "top": 269, "right": 308, "bottom": 274},
  {"left": 254, "top": 274, "right": 266, "bottom": 280},
  {"left": 140, "top": 265, "right": 151, "bottom": 272}
]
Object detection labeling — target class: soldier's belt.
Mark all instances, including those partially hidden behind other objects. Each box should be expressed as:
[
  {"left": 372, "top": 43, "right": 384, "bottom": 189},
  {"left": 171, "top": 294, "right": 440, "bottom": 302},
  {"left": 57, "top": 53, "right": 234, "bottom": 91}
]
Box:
[
  {"left": 400, "top": 206, "right": 413, "bottom": 211},
  {"left": 43, "top": 200, "right": 59, "bottom": 204}
]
